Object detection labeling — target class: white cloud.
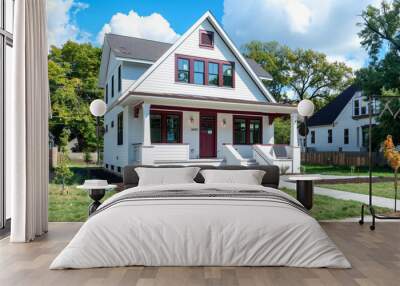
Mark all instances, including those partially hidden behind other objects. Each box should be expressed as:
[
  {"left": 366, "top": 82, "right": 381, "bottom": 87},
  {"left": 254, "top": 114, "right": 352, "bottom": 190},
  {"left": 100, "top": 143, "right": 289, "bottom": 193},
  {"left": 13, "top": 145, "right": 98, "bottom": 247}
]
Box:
[
  {"left": 47, "top": 0, "right": 90, "bottom": 48},
  {"left": 222, "top": 0, "right": 380, "bottom": 70},
  {"left": 97, "top": 10, "right": 180, "bottom": 44}
]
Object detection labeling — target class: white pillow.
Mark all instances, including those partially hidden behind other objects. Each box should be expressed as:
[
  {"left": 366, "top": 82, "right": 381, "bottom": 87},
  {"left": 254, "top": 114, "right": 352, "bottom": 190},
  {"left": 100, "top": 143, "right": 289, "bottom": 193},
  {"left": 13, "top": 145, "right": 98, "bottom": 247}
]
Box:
[
  {"left": 135, "top": 167, "right": 201, "bottom": 186},
  {"left": 200, "top": 169, "right": 266, "bottom": 185}
]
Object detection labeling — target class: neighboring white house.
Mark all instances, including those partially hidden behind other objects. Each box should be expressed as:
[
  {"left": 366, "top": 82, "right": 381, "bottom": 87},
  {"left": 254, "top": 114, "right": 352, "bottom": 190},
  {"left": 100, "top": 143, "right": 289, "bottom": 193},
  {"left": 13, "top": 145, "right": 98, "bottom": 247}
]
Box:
[
  {"left": 306, "top": 85, "right": 379, "bottom": 152},
  {"left": 98, "top": 11, "right": 300, "bottom": 173}
]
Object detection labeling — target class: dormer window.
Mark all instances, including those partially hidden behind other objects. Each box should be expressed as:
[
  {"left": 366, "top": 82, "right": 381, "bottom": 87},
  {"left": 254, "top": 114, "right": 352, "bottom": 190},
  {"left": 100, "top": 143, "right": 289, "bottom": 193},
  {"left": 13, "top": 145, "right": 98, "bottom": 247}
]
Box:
[{"left": 199, "top": 30, "right": 214, "bottom": 48}]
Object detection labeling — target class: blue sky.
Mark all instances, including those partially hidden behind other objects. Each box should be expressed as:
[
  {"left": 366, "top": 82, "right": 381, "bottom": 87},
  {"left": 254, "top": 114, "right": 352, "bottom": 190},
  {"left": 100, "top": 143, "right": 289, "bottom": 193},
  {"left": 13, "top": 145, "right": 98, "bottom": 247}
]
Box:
[
  {"left": 75, "top": 0, "right": 224, "bottom": 40},
  {"left": 47, "top": 0, "right": 382, "bottom": 70}
]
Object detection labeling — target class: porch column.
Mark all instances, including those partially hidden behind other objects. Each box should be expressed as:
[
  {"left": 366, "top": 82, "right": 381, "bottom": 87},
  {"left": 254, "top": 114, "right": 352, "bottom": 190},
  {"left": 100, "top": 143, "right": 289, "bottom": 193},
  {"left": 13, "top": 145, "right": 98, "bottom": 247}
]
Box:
[
  {"left": 264, "top": 116, "right": 274, "bottom": 144},
  {"left": 290, "top": 112, "right": 301, "bottom": 173},
  {"left": 143, "top": 103, "right": 151, "bottom": 146},
  {"left": 290, "top": 113, "right": 299, "bottom": 147}
]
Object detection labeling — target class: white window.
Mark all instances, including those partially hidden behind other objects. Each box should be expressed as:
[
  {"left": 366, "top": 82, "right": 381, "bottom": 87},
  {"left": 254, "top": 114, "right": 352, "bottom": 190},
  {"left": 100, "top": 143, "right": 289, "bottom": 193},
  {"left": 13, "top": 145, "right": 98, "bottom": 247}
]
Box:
[{"left": 353, "top": 99, "right": 360, "bottom": 116}]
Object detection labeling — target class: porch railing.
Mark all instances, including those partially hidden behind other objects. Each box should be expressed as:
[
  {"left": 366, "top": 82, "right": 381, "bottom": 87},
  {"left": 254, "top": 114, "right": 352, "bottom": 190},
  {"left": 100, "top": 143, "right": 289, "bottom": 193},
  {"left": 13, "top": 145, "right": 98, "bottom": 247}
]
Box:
[
  {"left": 252, "top": 144, "right": 300, "bottom": 173},
  {"left": 130, "top": 143, "right": 190, "bottom": 165}
]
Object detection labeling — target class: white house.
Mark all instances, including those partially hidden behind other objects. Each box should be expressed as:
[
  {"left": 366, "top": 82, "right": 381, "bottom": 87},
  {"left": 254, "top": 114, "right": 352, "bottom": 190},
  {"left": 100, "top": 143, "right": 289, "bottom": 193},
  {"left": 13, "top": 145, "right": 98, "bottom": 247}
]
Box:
[
  {"left": 306, "top": 85, "right": 379, "bottom": 152},
  {"left": 98, "top": 11, "right": 300, "bottom": 173}
]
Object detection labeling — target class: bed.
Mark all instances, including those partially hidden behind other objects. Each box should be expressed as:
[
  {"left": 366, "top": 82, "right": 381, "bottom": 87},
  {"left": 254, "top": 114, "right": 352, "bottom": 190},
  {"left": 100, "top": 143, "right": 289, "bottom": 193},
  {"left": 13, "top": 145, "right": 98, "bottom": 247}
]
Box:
[{"left": 50, "top": 165, "right": 350, "bottom": 269}]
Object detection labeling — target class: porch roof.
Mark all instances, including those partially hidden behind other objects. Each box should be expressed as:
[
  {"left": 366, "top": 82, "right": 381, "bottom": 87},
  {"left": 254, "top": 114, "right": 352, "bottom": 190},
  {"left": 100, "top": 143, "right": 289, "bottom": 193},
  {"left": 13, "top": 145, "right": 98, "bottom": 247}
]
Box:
[{"left": 123, "top": 91, "right": 297, "bottom": 114}]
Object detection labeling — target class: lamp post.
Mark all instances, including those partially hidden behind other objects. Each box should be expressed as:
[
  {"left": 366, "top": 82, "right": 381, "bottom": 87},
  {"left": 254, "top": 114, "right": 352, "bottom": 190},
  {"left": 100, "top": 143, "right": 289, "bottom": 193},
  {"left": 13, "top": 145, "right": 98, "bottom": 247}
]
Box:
[
  {"left": 297, "top": 99, "right": 315, "bottom": 153},
  {"left": 89, "top": 99, "right": 107, "bottom": 165}
]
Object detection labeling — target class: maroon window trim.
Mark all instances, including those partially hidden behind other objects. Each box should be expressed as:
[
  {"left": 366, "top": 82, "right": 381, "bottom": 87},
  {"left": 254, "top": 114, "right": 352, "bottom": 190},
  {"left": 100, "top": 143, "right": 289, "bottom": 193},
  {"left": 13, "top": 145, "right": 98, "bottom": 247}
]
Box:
[
  {"left": 176, "top": 57, "right": 190, "bottom": 83},
  {"left": 222, "top": 62, "right": 235, "bottom": 88},
  {"left": 232, "top": 115, "right": 263, "bottom": 145},
  {"left": 175, "top": 54, "right": 235, "bottom": 88},
  {"left": 199, "top": 30, "right": 214, "bottom": 48},
  {"left": 150, "top": 110, "right": 183, "bottom": 144}
]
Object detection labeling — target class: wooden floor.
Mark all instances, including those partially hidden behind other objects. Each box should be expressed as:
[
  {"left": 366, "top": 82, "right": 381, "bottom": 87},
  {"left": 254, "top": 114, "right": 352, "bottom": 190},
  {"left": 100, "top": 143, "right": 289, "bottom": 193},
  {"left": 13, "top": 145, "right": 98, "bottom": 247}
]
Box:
[{"left": 0, "top": 222, "right": 399, "bottom": 286}]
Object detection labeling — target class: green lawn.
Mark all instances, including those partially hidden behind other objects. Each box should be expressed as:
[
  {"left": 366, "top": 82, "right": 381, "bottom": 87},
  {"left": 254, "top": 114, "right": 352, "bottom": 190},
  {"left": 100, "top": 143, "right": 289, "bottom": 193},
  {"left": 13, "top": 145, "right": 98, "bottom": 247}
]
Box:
[
  {"left": 48, "top": 183, "right": 389, "bottom": 222},
  {"left": 318, "top": 182, "right": 398, "bottom": 200},
  {"left": 281, "top": 188, "right": 389, "bottom": 220},
  {"left": 303, "top": 163, "right": 394, "bottom": 178},
  {"left": 49, "top": 184, "right": 116, "bottom": 222}
]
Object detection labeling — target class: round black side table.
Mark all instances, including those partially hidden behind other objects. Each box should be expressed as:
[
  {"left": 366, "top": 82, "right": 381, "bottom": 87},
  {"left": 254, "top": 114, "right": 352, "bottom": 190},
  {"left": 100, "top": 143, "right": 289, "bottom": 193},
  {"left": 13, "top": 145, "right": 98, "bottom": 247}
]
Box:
[
  {"left": 288, "top": 176, "right": 321, "bottom": 210},
  {"left": 87, "top": 189, "right": 106, "bottom": 215},
  {"left": 78, "top": 181, "right": 116, "bottom": 215}
]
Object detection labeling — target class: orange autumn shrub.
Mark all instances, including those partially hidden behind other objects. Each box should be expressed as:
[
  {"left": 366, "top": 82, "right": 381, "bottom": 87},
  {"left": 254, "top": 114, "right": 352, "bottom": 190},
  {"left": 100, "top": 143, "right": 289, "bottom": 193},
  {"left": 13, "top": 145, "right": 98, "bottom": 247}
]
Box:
[{"left": 383, "top": 135, "right": 400, "bottom": 171}]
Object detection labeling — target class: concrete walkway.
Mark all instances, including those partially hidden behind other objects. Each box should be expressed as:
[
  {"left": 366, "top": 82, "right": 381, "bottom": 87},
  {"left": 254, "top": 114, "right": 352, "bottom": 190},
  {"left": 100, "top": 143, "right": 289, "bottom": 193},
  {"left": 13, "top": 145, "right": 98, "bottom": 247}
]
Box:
[{"left": 280, "top": 178, "right": 400, "bottom": 209}]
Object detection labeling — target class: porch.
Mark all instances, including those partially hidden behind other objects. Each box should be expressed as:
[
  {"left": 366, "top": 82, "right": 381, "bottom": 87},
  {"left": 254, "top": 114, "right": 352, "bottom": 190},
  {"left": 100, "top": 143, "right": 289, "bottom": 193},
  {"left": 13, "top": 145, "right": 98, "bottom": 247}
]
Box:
[
  {"left": 122, "top": 93, "right": 300, "bottom": 173},
  {"left": 131, "top": 143, "right": 300, "bottom": 173}
]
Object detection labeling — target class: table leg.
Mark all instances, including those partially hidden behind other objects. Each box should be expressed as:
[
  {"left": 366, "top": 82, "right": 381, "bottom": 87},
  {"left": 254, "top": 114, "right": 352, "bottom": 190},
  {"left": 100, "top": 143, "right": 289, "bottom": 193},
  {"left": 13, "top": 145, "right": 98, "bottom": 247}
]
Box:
[
  {"left": 296, "top": 181, "right": 314, "bottom": 210},
  {"left": 88, "top": 189, "right": 105, "bottom": 215}
]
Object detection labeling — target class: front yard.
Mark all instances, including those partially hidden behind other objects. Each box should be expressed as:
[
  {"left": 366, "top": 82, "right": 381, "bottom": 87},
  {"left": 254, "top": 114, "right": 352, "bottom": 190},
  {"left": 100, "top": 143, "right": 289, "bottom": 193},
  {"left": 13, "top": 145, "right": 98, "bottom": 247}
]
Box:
[
  {"left": 48, "top": 165, "right": 389, "bottom": 222},
  {"left": 303, "top": 163, "right": 394, "bottom": 177},
  {"left": 319, "top": 182, "right": 397, "bottom": 199},
  {"left": 304, "top": 164, "right": 398, "bottom": 201}
]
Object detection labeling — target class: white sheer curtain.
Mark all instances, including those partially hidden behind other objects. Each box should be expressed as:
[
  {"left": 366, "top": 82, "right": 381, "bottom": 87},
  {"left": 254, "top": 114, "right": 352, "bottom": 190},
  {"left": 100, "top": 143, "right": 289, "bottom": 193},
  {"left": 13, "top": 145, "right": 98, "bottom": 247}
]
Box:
[{"left": 10, "top": 0, "right": 49, "bottom": 242}]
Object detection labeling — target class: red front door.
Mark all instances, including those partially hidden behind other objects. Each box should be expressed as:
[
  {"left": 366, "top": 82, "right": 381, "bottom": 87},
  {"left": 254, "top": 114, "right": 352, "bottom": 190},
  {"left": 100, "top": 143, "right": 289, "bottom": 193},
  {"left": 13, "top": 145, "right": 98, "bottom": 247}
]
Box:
[{"left": 200, "top": 114, "right": 216, "bottom": 158}]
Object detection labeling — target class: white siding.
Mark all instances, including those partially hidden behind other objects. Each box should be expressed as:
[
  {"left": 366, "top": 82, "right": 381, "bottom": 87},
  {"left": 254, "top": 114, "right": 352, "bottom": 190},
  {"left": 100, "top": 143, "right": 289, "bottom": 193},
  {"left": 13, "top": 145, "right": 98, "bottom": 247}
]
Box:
[
  {"left": 308, "top": 91, "right": 376, "bottom": 152},
  {"left": 135, "top": 19, "right": 268, "bottom": 102},
  {"left": 122, "top": 62, "right": 150, "bottom": 92},
  {"left": 103, "top": 106, "right": 129, "bottom": 172},
  {"left": 104, "top": 52, "right": 121, "bottom": 106}
]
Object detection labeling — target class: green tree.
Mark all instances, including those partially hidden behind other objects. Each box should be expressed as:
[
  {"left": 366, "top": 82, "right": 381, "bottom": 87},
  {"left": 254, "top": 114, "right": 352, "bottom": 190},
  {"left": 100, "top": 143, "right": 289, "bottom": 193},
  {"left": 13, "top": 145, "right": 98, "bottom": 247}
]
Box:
[
  {"left": 273, "top": 117, "right": 290, "bottom": 144},
  {"left": 356, "top": 0, "right": 400, "bottom": 147},
  {"left": 48, "top": 41, "right": 102, "bottom": 151},
  {"left": 243, "top": 41, "right": 354, "bottom": 103},
  {"left": 54, "top": 129, "right": 73, "bottom": 192},
  {"left": 358, "top": 0, "right": 400, "bottom": 63},
  {"left": 243, "top": 41, "right": 291, "bottom": 101},
  {"left": 83, "top": 149, "right": 92, "bottom": 166},
  {"left": 287, "top": 49, "right": 353, "bottom": 101}
]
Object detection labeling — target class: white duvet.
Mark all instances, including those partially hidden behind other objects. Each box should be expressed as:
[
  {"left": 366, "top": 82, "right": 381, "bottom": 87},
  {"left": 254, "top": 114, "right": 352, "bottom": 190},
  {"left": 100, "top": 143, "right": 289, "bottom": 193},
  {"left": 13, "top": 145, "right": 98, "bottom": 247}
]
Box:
[{"left": 50, "top": 183, "right": 351, "bottom": 269}]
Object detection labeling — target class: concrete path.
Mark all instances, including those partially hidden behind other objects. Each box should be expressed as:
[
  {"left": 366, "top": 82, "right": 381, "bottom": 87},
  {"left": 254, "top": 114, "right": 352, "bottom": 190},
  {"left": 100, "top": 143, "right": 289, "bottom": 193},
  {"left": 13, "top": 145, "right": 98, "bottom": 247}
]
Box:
[
  {"left": 308, "top": 174, "right": 375, "bottom": 180},
  {"left": 280, "top": 178, "right": 400, "bottom": 209}
]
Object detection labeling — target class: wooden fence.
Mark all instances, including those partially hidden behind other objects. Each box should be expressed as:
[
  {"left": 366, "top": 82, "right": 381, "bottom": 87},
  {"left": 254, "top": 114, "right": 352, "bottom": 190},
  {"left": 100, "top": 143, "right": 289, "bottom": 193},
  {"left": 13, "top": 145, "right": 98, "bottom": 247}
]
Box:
[{"left": 301, "top": 151, "right": 386, "bottom": 167}]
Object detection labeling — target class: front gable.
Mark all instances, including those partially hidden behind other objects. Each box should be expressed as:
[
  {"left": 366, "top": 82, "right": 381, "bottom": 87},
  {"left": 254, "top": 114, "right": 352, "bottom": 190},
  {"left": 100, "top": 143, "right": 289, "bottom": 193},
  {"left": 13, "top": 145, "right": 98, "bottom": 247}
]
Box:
[{"left": 132, "top": 13, "right": 274, "bottom": 103}]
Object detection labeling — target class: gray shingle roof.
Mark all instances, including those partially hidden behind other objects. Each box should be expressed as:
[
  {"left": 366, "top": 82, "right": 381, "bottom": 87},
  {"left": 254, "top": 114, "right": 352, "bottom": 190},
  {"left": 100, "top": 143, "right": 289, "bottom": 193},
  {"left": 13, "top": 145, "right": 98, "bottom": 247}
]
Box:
[
  {"left": 104, "top": 33, "right": 272, "bottom": 79},
  {"left": 105, "top": 33, "right": 172, "bottom": 62},
  {"left": 245, "top": 58, "right": 272, "bottom": 80},
  {"left": 308, "top": 85, "right": 360, "bottom": 127}
]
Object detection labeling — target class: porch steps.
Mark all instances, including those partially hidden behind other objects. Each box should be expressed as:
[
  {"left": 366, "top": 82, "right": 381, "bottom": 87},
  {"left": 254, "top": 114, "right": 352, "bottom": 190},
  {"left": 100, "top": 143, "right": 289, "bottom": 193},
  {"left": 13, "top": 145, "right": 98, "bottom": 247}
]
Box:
[
  {"left": 153, "top": 159, "right": 225, "bottom": 166},
  {"left": 241, "top": 159, "right": 259, "bottom": 166}
]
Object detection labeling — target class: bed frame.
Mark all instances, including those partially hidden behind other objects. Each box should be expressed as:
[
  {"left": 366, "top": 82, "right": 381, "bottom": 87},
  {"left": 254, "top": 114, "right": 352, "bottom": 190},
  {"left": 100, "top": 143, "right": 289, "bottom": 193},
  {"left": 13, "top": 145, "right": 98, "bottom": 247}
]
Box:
[{"left": 122, "top": 165, "right": 280, "bottom": 189}]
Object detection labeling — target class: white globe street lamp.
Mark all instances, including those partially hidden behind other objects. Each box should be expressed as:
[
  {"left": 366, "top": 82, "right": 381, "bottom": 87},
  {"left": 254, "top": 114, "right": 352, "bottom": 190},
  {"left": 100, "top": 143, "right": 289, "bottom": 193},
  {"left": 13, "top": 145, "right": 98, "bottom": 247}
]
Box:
[
  {"left": 90, "top": 99, "right": 107, "bottom": 165},
  {"left": 297, "top": 99, "right": 315, "bottom": 152},
  {"left": 298, "top": 99, "right": 315, "bottom": 117},
  {"left": 90, "top": 99, "right": 107, "bottom": 117}
]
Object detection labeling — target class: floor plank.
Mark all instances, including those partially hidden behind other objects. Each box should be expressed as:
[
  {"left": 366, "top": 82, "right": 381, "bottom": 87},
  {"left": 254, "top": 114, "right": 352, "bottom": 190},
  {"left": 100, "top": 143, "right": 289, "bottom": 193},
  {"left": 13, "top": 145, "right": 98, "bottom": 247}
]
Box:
[{"left": 0, "top": 222, "right": 399, "bottom": 286}]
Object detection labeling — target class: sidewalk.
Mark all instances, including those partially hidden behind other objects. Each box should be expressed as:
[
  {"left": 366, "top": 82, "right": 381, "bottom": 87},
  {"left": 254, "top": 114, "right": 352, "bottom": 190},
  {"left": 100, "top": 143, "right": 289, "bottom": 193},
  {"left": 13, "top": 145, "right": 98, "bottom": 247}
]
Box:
[{"left": 280, "top": 178, "right": 400, "bottom": 209}]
